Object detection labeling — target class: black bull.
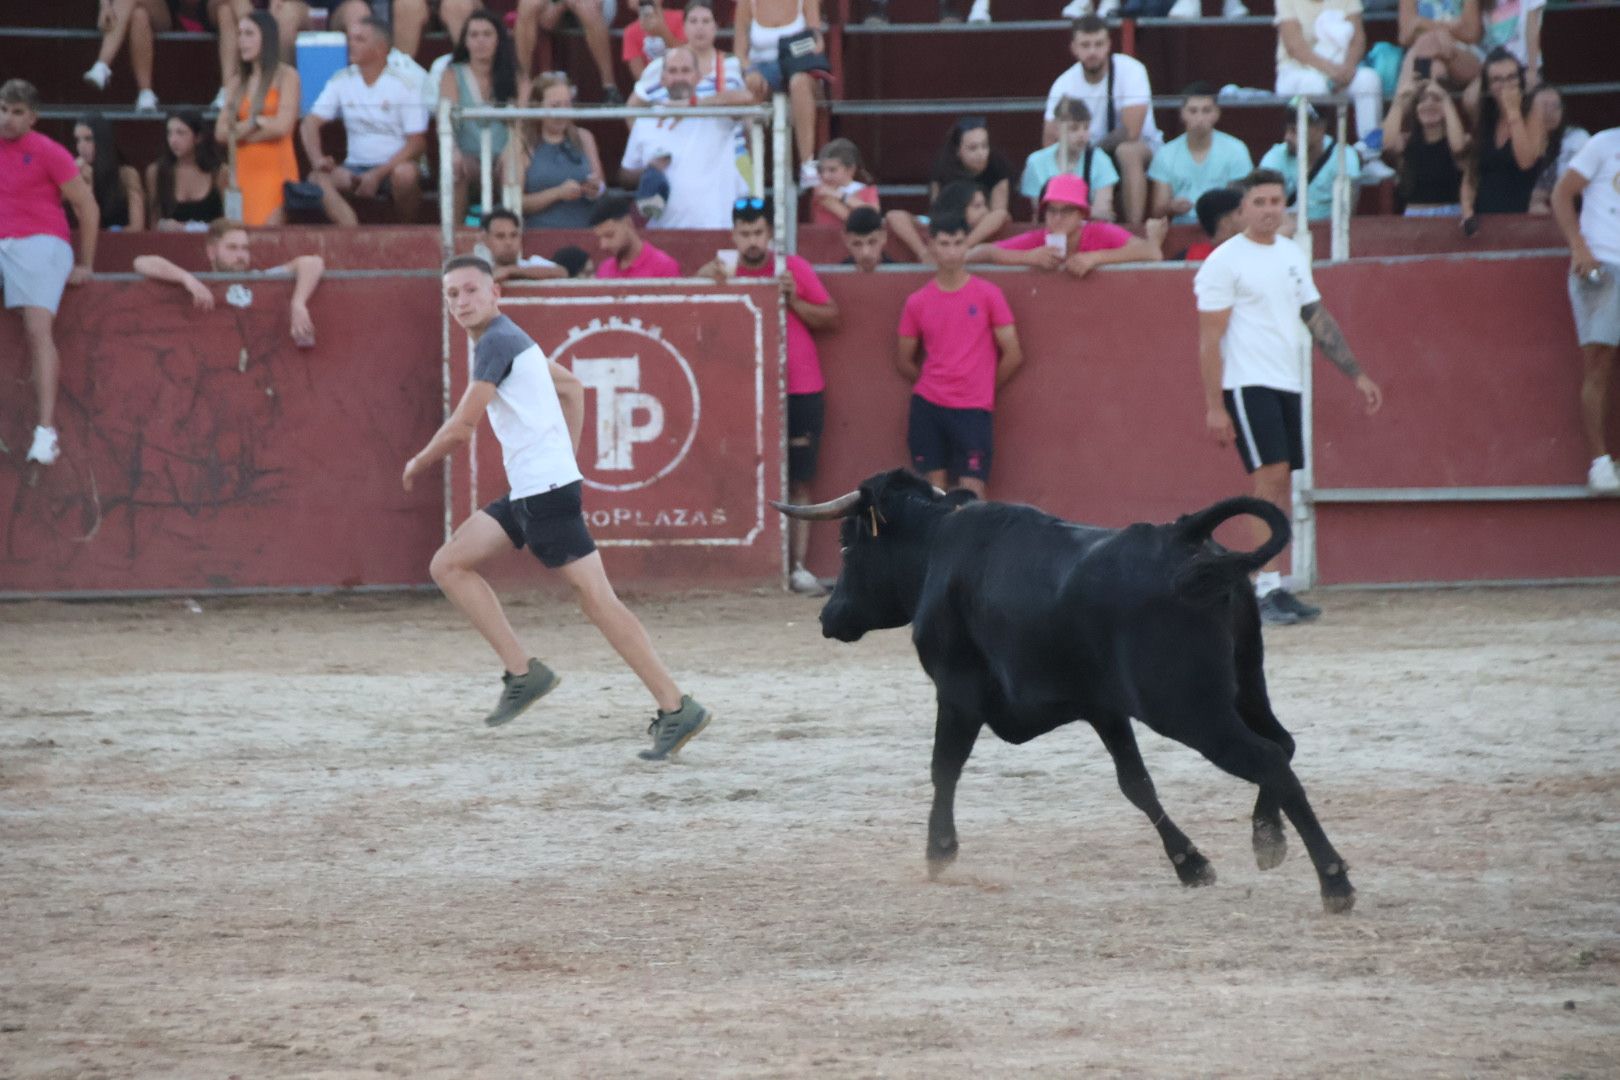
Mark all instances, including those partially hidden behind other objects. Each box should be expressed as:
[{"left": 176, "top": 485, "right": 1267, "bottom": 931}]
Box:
[{"left": 776, "top": 470, "right": 1355, "bottom": 914}]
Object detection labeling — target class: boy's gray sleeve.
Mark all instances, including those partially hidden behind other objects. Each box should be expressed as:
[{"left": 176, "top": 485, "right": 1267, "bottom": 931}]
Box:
[{"left": 472, "top": 324, "right": 525, "bottom": 385}]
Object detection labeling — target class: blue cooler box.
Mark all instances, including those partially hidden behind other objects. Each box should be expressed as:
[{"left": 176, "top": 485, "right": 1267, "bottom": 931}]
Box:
[{"left": 297, "top": 32, "right": 349, "bottom": 115}]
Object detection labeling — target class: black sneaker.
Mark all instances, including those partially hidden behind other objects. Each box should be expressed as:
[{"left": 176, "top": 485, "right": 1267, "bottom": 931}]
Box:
[
  {"left": 1257, "top": 592, "right": 1301, "bottom": 626},
  {"left": 1272, "top": 588, "right": 1322, "bottom": 620},
  {"left": 484, "top": 658, "right": 560, "bottom": 727},
  {"left": 638, "top": 696, "right": 712, "bottom": 761}
]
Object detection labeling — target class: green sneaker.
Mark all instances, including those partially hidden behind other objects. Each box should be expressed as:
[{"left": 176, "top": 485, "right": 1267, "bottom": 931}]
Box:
[
  {"left": 483, "top": 659, "right": 560, "bottom": 727},
  {"left": 637, "top": 696, "right": 712, "bottom": 761}
]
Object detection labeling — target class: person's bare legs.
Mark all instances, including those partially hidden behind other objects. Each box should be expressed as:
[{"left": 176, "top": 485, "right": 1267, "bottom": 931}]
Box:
[
  {"left": 565, "top": 0, "right": 617, "bottom": 93},
  {"left": 129, "top": 0, "right": 172, "bottom": 92},
  {"left": 1248, "top": 461, "right": 1292, "bottom": 573},
  {"left": 314, "top": 168, "right": 361, "bottom": 225},
  {"left": 514, "top": 0, "right": 547, "bottom": 80},
  {"left": 1112, "top": 138, "right": 1152, "bottom": 227},
  {"left": 788, "top": 479, "right": 815, "bottom": 571},
  {"left": 429, "top": 511, "right": 531, "bottom": 674},
  {"left": 556, "top": 551, "right": 683, "bottom": 712},
  {"left": 96, "top": 0, "right": 138, "bottom": 68},
  {"left": 438, "top": 0, "right": 478, "bottom": 45},
  {"left": 270, "top": 0, "right": 310, "bottom": 56},
  {"left": 391, "top": 0, "right": 429, "bottom": 58},
  {"left": 787, "top": 72, "right": 819, "bottom": 167},
  {"left": 21, "top": 307, "right": 61, "bottom": 431},
  {"left": 885, "top": 210, "right": 932, "bottom": 263},
  {"left": 209, "top": 0, "right": 248, "bottom": 90},
  {"left": 955, "top": 475, "right": 986, "bottom": 498},
  {"left": 1581, "top": 344, "right": 1617, "bottom": 459},
  {"left": 389, "top": 162, "right": 423, "bottom": 221}
]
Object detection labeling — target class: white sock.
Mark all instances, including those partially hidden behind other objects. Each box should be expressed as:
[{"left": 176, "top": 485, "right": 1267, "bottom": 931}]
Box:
[{"left": 1254, "top": 571, "right": 1282, "bottom": 597}]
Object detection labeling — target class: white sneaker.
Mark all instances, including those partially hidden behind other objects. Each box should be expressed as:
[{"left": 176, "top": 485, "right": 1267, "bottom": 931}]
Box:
[
  {"left": 135, "top": 89, "right": 159, "bottom": 112},
  {"left": 26, "top": 426, "right": 60, "bottom": 466},
  {"left": 789, "top": 566, "right": 828, "bottom": 595},
  {"left": 1590, "top": 455, "right": 1620, "bottom": 493},
  {"left": 210, "top": 86, "right": 227, "bottom": 110},
  {"left": 1167, "top": 0, "right": 1201, "bottom": 17},
  {"left": 1221, "top": 0, "right": 1248, "bottom": 14},
  {"left": 1360, "top": 159, "right": 1396, "bottom": 183},
  {"left": 83, "top": 60, "right": 111, "bottom": 90},
  {"left": 967, "top": 0, "right": 991, "bottom": 21},
  {"left": 798, "top": 160, "right": 820, "bottom": 191},
  {"left": 1061, "top": 0, "right": 1090, "bottom": 16}
]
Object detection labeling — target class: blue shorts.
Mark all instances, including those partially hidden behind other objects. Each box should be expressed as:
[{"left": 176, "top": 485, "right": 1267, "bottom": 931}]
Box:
[
  {"left": 908, "top": 394, "right": 993, "bottom": 482},
  {"left": 749, "top": 60, "right": 785, "bottom": 92}
]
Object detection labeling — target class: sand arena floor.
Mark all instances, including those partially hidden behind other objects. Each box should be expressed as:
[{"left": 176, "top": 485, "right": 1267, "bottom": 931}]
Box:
[{"left": 2, "top": 585, "right": 1617, "bottom": 1078}]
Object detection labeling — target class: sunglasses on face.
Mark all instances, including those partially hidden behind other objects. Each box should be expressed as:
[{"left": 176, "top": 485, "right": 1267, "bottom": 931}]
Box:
[{"left": 735, "top": 197, "right": 766, "bottom": 210}]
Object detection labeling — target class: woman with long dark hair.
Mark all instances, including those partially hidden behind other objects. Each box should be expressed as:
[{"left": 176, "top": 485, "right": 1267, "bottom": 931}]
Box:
[
  {"left": 145, "top": 110, "right": 225, "bottom": 229},
  {"left": 215, "top": 9, "right": 300, "bottom": 226},
  {"left": 440, "top": 7, "right": 522, "bottom": 225},
  {"left": 1460, "top": 47, "right": 1546, "bottom": 226},
  {"left": 1381, "top": 74, "right": 1471, "bottom": 216},
  {"left": 887, "top": 116, "right": 1013, "bottom": 261},
  {"left": 72, "top": 112, "right": 145, "bottom": 230}
]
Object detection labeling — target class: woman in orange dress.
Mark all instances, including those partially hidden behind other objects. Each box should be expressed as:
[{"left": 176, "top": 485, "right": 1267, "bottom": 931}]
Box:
[{"left": 214, "top": 9, "right": 300, "bottom": 225}]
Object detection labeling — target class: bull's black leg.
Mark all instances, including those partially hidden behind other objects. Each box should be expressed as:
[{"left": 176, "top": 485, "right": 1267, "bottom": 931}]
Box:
[
  {"left": 1187, "top": 717, "right": 1356, "bottom": 914},
  {"left": 1091, "top": 714, "right": 1215, "bottom": 888},
  {"left": 926, "top": 702, "right": 982, "bottom": 880},
  {"left": 1233, "top": 590, "right": 1295, "bottom": 871}
]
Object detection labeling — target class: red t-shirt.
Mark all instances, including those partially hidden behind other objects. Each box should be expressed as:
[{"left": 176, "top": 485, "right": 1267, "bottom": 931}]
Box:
[
  {"left": 898, "top": 276, "right": 1016, "bottom": 411},
  {"left": 0, "top": 130, "right": 77, "bottom": 242},
  {"left": 996, "top": 220, "right": 1134, "bottom": 255},
  {"left": 622, "top": 10, "right": 686, "bottom": 62},
  {"left": 596, "top": 241, "right": 681, "bottom": 279},
  {"left": 734, "top": 253, "right": 831, "bottom": 395},
  {"left": 1182, "top": 240, "right": 1216, "bottom": 262}
]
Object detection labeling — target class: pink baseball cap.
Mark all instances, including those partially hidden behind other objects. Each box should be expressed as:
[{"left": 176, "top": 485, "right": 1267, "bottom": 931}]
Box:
[{"left": 1041, "top": 173, "right": 1092, "bottom": 215}]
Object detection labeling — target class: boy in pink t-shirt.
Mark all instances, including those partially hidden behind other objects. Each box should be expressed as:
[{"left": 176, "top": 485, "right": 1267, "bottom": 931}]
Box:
[
  {"left": 896, "top": 213, "right": 1024, "bottom": 497},
  {"left": 590, "top": 195, "right": 681, "bottom": 279},
  {"left": 1, "top": 79, "right": 100, "bottom": 467},
  {"left": 699, "top": 197, "right": 839, "bottom": 594},
  {"left": 973, "top": 173, "right": 1161, "bottom": 280}
]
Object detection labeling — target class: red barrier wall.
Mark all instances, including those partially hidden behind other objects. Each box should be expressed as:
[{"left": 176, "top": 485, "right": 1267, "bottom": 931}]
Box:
[
  {"left": 805, "top": 254, "right": 1620, "bottom": 586},
  {"left": 5, "top": 249, "right": 1616, "bottom": 595}
]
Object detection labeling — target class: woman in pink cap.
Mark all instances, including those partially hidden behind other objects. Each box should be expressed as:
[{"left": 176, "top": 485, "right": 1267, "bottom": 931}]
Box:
[{"left": 973, "top": 173, "right": 1160, "bottom": 278}]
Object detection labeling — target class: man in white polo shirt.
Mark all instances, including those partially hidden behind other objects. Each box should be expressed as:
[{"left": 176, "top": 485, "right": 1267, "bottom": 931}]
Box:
[
  {"left": 299, "top": 15, "right": 429, "bottom": 225},
  {"left": 402, "top": 255, "right": 714, "bottom": 759},
  {"left": 619, "top": 45, "right": 743, "bottom": 230},
  {"left": 1194, "top": 167, "right": 1384, "bottom": 625},
  {"left": 1552, "top": 126, "right": 1620, "bottom": 493},
  {"left": 1042, "top": 15, "right": 1163, "bottom": 226}
]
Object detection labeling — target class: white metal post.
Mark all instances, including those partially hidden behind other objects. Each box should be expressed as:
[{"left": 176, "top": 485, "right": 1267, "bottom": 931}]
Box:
[
  {"left": 1331, "top": 107, "right": 1349, "bottom": 262},
  {"left": 1291, "top": 96, "right": 1317, "bottom": 589},
  {"left": 437, "top": 97, "right": 455, "bottom": 261},
  {"left": 750, "top": 118, "right": 765, "bottom": 197},
  {"left": 478, "top": 124, "right": 494, "bottom": 225},
  {"left": 772, "top": 93, "right": 792, "bottom": 254},
  {"left": 1294, "top": 95, "right": 1311, "bottom": 260}
]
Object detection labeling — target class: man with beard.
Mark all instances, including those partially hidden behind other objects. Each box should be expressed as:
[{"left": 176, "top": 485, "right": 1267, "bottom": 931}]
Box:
[
  {"left": 697, "top": 197, "right": 838, "bottom": 593},
  {"left": 619, "top": 45, "right": 744, "bottom": 229},
  {"left": 1041, "top": 15, "right": 1162, "bottom": 226}
]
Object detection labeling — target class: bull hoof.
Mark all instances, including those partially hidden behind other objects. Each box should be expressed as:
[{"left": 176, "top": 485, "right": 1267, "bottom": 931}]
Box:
[
  {"left": 1320, "top": 861, "right": 1355, "bottom": 913},
  {"left": 1252, "top": 819, "right": 1287, "bottom": 871},
  {"left": 1172, "top": 847, "right": 1216, "bottom": 887},
  {"left": 926, "top": 839, "right": 959, "bottom": 880},
  {"left": 1321, "top": 887, "right": 1357, "bottom": 914}
]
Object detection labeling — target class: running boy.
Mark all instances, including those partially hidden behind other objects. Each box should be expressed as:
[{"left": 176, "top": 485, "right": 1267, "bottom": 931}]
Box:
[
  {"left": 895, "top": 214, "right": 1024, "bottom": 496},
  {"left": 403, "top": 255, "right": 712, "bottom": 760}
]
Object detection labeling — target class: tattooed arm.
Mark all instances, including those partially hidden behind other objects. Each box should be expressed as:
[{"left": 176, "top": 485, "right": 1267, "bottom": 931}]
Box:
[{"left": 1301, "top": 301, "right": 1384, "bottom": 413}]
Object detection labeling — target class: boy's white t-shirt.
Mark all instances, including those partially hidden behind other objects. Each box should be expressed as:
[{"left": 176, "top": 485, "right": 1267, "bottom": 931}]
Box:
[
  {"left": 1042, "top": 53, "right": 1163, "bottom": 147},
  {"left": 1194, "top": 233, "right": 1322, "bottom": 393},
  {"left": 1568, "top": 128, "right": 1620, "bottom": 266}
]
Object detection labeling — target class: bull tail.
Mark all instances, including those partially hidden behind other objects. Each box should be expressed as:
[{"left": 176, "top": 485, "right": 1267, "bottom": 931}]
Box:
[{"left": 1171, "top": 497, "right": 1292, "bottom": 604}]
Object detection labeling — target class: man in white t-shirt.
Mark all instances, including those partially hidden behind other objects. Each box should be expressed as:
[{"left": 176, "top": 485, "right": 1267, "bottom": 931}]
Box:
[
  {"left": 1042, "top": 15, "right": 1162, "bottom": 226},
  {"left": 619, "top": 46, "right": 743, "bottom": 230},
  {"left": 1194, "top": 167, "right": 1384, "bottom": 624},
  {"left": 402, "top": 255, "right": 713, "bottom": 759},
  {"left": 299, "top": 17, "right": 429, "bottom": 226},
  {"left": 1552, "top": 127, "right": 1620, "bottom": 492}
]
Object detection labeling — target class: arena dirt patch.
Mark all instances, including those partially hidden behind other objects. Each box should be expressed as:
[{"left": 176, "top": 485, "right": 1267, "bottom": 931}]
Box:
[{"left": 2, "top": 586, "right": 1618, "bottom": 1077}]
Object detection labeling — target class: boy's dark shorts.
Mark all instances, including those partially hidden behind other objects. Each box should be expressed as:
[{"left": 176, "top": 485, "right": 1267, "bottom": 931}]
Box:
[
  {"left": 907, "top": 394, "right": 993, "bottom": 482},
  {"left": 484, "top": 480, "right": 597, "bottom": 568},
  {"left": 788, "top": 391, "right": 825, "bottom": 486}
]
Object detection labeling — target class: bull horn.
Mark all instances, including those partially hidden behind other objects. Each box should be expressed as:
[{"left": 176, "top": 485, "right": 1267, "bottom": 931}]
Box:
[{"left": 771, "top": 490, "right": 862, "bottom": 521}]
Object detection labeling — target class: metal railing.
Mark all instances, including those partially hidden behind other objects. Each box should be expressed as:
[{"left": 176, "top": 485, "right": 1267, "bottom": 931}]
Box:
[{"left": 439, "top": 96, "right": 792, "bottom": 259}]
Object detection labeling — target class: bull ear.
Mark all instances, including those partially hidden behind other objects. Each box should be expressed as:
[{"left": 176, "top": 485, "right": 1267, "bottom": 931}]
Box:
[{"left": 772, "top": 490, "right": 862, "bottom": 521}]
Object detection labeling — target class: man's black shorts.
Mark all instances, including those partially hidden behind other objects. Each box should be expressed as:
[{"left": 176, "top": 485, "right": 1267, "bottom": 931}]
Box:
[
  {"left": 787, "top": 391, "right": 825, "bottom": 486},
  {"left": 484, "top": 481, "right": 597, "bottom": 569},
  {"left": 907, "top": 394, "right": 993, "bottom": 482},
  {"left": 1224, "top": 386, "right": 1304, "bottom": 473}
]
